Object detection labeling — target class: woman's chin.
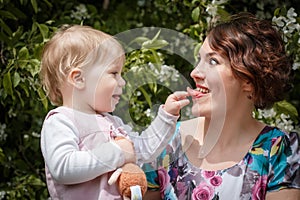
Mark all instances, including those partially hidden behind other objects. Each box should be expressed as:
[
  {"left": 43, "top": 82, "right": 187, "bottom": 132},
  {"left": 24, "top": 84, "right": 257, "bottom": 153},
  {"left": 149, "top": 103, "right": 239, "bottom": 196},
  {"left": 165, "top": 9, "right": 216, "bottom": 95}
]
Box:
[{"left": 191, "top": 105, "right": 210, "bottom": 117}]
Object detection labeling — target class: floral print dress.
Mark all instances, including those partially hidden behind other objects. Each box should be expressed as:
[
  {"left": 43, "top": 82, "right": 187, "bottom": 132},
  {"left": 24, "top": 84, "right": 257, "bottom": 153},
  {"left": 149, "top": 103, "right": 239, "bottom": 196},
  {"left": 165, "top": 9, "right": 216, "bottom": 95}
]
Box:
[{"left": 143, "top": 123, "right": 300, "bottom": 200}]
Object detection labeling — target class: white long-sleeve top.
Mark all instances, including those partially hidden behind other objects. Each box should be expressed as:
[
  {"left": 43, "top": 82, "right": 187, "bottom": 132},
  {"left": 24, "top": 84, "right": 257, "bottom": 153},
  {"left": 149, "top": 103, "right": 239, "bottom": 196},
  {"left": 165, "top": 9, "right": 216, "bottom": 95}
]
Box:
[{"left": 40, "top": 105, "right": 178, "bottom": 199}]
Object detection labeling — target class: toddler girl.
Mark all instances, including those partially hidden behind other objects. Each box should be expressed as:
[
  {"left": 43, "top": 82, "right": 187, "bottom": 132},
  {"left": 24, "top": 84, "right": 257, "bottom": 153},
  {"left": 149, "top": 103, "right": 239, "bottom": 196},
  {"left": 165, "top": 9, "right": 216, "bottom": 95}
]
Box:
[{"left": 39, "top": 25, "right": 189, "bottom": 199}]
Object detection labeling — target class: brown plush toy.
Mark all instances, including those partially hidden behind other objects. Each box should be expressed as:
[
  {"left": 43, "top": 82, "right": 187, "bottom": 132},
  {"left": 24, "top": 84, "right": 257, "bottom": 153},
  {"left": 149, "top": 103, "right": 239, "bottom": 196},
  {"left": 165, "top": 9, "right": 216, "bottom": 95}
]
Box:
[{"left": 108, "top": 137, "right": 148, "bottom": 199}]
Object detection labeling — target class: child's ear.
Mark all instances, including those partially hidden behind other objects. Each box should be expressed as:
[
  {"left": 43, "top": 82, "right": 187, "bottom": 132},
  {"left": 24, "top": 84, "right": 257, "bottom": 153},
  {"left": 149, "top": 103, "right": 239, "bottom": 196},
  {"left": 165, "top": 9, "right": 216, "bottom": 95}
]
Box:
[{"left": 68, "top": 68, "right": 85, "bottom": 89}]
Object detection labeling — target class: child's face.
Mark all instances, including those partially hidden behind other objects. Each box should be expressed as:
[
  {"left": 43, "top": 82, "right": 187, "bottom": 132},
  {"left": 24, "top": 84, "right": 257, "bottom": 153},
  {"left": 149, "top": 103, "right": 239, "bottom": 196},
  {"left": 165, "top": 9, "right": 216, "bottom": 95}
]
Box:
[{"left": 82, "top": 46, "right": 126, "bottom": 114}]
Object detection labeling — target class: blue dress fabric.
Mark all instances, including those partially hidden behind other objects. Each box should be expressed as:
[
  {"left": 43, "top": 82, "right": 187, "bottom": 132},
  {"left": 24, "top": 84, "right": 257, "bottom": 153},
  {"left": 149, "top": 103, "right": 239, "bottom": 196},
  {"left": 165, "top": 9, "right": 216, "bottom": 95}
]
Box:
[{"left": 143, "top": 123, "right": 300, "bottom": 200}]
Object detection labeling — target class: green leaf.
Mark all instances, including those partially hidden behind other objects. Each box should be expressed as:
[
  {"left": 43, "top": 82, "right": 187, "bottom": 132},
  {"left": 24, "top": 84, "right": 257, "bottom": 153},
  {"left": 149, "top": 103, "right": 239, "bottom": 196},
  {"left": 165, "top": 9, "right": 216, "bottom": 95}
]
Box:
[
  {"left": 191, "top": 7, "right": 200, "bottom": 22},
  {"left": 37, "top": 87, "right": 48, "bottom": 110},
  {"left": 13, "top": 71, "right": 21, "bottom": 87},
  {"left": 151, "top": 30, "right": 161, "bottom": 42},
  {"left": 142, "top": 39, "right": 169, "bottom": 50},
  {"left": 0, "top": 18, "right": 13, "bottom": 36},
  {"left": 129, "top": 36, "right": 150, "bottom": 46},
  {"left": 18, "top": 60, "right": 28, "bottom": 69},
  {"left": 141, "top": 30, "right": 169, "bottom": 50},
  {"left": 12, "top": 26, "right": 24, "bottom": 42},
  {"left": 15, "top": 90, "right": 25, "bottom": 107},
  {"left": 18, "top": 46, "right": 29, "bottom": 60},
  {"left": 3, "top": 72, "right": 14, "bottom": 98},
  {"left": 0, "top": 32, "right": 9, "bottom": 45},
  {"left": 27, "top": 59, "right": 40, "bottom": 77},
  {"left": 0, "top": 10, "right": 17, "bottom": 20},
  {"left": 274, "top": 8, "right": 281, "bottom": 16},
  {"left": 19, "top": 82, "right": 30, "bottom": 97},
  {"left": 36, "top": 23, "right": 49, "bottom": 42},
  {"left": 274, "top": 100, "right": 299, "bottom": 123},
  {"left": 41, "top": 0, "right": 53, "bottom": 8},
  {"left": 0, "top": 148, "right": 5, "bottom": 164},
  {"left": 150, "top": 49, "right": 161, "bottom": 65},
  {"left": 28, "top": 175, "right": 46, "bottom": 186},
  {"left": 31, "top": 0, "right": 38, "bottom": 13},
  {"left": 86, "top": 4, "right": 97, "bottom": 14},
  {"left": 194, "top": 42, "right": 201, "bottom": 60},
  {"left": 6, "top": 4, "right": 27, "bottom": 19},
  {"left": 139, "top": 87, "right": 152, "bottom": 108}
]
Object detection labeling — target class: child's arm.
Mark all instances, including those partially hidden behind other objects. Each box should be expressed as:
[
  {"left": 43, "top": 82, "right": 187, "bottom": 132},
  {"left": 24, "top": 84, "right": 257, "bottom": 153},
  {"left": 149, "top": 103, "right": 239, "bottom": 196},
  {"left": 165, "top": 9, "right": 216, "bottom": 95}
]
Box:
[
  {"left": 163, "top": 91, "right": 190, "bottom": 116},
  {"left": 41, "top": 113, "right": 127, "bottom": 184},
  {"left": 121, "top": 91, "right": 189, "bottom": 163}
]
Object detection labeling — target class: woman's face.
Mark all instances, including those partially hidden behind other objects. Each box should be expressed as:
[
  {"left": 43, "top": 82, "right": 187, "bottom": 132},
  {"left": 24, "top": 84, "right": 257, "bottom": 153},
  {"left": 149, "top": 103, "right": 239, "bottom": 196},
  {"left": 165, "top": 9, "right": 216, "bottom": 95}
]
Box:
[{"left": 189, "top": 37, "right": 245, "bottom": 118}]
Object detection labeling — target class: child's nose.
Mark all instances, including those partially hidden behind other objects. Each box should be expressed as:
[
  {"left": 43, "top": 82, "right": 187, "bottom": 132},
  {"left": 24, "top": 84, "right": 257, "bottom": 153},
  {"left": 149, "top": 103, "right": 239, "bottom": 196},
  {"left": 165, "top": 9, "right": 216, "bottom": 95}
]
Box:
[{"left": 119, "top": 76, "right": 126, "bottom": 86}]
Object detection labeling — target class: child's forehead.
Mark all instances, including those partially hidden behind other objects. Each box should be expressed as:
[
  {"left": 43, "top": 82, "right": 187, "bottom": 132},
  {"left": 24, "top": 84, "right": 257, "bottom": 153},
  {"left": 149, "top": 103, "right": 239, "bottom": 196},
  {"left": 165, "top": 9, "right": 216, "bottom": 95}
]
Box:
[{"left": 92, "top": 44, "right": 125, "bottom": 66}]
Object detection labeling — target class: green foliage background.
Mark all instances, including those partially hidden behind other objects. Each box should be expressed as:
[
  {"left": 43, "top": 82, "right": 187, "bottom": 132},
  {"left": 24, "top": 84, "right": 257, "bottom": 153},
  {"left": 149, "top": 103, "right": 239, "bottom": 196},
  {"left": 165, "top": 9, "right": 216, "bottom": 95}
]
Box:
[{"left": 0, "top": 0, "right": 299, "bottom": 199}]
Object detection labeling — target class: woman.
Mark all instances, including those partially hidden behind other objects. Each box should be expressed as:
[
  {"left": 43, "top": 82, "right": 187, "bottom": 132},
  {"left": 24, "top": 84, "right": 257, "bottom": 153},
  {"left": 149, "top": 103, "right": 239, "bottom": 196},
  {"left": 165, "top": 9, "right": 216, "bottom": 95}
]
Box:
[{"left": 143, "top": 12, "right": 300, "bottom": 200}]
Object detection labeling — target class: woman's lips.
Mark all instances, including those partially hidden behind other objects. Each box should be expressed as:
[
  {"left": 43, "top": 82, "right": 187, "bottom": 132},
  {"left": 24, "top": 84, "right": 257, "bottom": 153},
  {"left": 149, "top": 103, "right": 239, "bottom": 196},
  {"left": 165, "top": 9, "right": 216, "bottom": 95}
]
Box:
[{"left": 187, "top": 86, "right": 209, "bottom": 99}]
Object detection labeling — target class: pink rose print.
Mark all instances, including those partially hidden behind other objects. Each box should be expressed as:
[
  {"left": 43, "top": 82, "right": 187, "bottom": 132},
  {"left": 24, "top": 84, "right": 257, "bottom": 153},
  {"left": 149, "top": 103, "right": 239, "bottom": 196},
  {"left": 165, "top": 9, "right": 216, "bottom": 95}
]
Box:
[
  {"left": 157, "top": 167, "right": 170, "bottom": 199},
  {"left": 210, "top": 176, "right": 222, "bottom": 187},
  {"left": 202, "top": 171, "right": 215, "bottom": 179},
  {"left": 192, "top": 182, "right": 214, "bottom": 200},
  {"left": 252, "top": 175, "right": 267, "bottom": 200}
]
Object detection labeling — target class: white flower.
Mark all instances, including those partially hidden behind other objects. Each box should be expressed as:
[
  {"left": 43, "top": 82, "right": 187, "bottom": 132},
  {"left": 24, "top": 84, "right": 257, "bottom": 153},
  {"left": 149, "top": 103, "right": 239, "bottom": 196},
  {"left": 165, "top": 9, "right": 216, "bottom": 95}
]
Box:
[
  {"left": 287, "top": 8, "right": 297, "bottom": 20},
  {"left": 275, "top": 113, "right": 294, "bottom": 132},
  {"left": 272, "top": 16, "right": 285, "bottom": 27},
  {"left": 145, "top": 108, "right": 151, "bottom": 117},
  {"left": 31, "top": 132, "right": 41, "bottom": 138},
  {"left": 135, "top": 91, "right": 142, "bottom": 96},
  {"left": 258, "top": 108, "right": 277, "bottom": 119},
  {"left": 212, "top": 0, "right": 228, "bottom": 5},
  {"left": 0, "top": 191, "right": 6, "bottom": 200},
  {"left": 207, "top": 0, "right": 228, "bottom": 18},
  {"left": 180, "top": 46, "right": 187, "bottom": 54},
  {"left": 70, "top": 4, "right": 90, "bottom": 21},
  {"left": 293, "top": 62, "right": 300, "bottom": 70},
  {"left": 0, "top": 123, "right": 7, "bottom": 142},
  {"left": 206, "top": 4, "right": 218, "bottom": 17}
]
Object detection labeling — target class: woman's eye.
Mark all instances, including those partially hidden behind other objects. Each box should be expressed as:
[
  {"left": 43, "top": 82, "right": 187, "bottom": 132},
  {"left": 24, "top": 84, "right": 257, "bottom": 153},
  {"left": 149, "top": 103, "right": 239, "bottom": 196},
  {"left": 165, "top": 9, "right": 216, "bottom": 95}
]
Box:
[{"left": 209, "top": 58, "right": 219, "bottom": 65}]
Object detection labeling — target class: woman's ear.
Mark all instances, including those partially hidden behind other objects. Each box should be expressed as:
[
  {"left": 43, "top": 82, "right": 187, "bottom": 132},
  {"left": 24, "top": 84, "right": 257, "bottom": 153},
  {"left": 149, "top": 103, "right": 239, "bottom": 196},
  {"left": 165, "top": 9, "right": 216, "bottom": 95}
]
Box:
[
  {"left": 242, "top": 81, "right": 254, "bottom": 99},
  {"left": 68, "top": 68, "right": 85, "bottom": 89},
  {"left": 242, "top": 81, "right": 253, "bottom": 92}
]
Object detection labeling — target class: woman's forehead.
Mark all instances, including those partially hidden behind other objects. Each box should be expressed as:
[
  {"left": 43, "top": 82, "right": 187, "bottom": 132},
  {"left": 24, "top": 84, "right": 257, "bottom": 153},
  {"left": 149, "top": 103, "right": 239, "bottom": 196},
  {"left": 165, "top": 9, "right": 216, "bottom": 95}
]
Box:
[{"left": 198, "top": 38, "right": 214, "bottom": 56}]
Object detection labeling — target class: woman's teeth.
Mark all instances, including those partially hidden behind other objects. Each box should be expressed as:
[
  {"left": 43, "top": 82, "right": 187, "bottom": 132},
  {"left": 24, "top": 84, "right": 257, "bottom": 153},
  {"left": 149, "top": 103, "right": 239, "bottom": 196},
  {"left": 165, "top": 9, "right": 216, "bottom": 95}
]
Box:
[{"left": 195, "top": 87, "right": 209, "bottom": 94}]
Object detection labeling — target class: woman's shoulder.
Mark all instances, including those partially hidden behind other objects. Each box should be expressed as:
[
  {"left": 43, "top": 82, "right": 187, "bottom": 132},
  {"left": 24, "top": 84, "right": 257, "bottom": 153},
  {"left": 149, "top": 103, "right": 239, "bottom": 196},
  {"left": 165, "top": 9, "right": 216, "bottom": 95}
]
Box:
[
  {"left": 258, "top": 126, "right": 300, "bottom": 191},
  {"left": 252, "top": 125, "right": 299, "bottom": 160},
  {"left": 253, "top": 125, "right": 298, "bottom": 146}
]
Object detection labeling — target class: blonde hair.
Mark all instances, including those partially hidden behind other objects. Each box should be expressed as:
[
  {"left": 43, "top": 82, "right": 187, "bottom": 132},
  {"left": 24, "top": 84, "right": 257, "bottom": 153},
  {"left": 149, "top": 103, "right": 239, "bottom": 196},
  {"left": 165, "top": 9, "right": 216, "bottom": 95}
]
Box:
[{"left": 40, "top": 25, "right": 123, "bottom": 105}]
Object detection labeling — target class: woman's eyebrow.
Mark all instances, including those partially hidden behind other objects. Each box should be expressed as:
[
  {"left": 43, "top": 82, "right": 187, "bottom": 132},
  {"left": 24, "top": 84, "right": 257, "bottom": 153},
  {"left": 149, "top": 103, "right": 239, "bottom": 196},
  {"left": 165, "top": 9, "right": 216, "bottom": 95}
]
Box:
[{"left": 206, "top": 52, "right": 218, "bottom": 58}]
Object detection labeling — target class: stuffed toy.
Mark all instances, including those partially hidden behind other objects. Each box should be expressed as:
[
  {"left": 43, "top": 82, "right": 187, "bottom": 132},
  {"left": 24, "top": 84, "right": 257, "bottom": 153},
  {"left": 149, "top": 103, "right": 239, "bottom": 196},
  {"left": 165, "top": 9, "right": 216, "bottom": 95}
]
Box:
[{"left": 108, "top": 137, "right": 148, "bottom": 200}]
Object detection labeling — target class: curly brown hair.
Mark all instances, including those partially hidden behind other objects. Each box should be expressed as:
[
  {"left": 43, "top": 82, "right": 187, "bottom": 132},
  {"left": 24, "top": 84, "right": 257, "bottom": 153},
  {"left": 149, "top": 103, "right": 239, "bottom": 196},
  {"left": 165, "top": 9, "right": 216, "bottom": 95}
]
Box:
[{"left": 207, "top": 12, "right": 292, "bottom": 109}]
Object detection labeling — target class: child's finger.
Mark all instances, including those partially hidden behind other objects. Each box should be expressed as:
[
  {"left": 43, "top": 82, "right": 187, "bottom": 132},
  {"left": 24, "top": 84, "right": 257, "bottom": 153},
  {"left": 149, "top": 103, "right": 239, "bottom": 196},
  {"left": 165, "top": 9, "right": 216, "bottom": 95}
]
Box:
[
  {"left": 172, "top": 91, "right": 189, "bottom": 100},
  {"left": 177, "top": 98, "right": 190, "bottom": 108}
]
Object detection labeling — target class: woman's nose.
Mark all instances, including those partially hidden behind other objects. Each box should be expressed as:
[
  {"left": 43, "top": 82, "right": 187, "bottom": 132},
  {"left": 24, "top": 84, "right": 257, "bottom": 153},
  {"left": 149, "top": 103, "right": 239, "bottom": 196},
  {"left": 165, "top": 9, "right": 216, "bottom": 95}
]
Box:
[{"left": 190, "top": 66, "right": 206, "bottom": 80}]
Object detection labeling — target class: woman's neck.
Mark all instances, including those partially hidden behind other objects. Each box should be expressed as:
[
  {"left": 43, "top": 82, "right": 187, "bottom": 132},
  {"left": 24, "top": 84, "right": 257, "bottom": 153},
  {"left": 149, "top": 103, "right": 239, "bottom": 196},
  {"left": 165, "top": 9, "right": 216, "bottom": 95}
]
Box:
[{"left": 200, "top": 112, "right": 265, "bottom": 158}]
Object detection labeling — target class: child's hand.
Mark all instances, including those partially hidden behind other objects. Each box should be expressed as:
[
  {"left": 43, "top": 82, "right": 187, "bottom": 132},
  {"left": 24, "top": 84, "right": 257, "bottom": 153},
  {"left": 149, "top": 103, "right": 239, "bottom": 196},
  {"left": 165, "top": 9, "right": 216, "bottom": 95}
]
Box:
[
  {"left": 114, "top": 137, "right": 136, "bottom": 163},
  {"left": 164, "top": 91, "right": 190, "bottom": 116}
]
